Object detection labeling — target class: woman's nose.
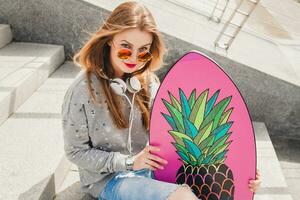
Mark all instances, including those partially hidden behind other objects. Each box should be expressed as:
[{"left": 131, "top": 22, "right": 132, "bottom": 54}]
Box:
[{"left": 128, "top": 50, "right": 138, "bottom": 63}]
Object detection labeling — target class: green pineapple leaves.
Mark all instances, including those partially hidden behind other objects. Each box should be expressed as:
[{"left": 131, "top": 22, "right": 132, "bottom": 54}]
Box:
[
  {"left": 161, "top": 112, "right": 177, "bottom": 131},
  {"left": 179, "top": 88, "right": 191, "bottom": 118},
  {"left": 161, "top": 88, "right": 234, "bottom": 166},
  {"left": 204, "top": 90, "right": 220, "bottom": 117},
  {"left": 199, "top": 95, "right": 232, "bottom": 131},
  {"left": 168, "top": 130, "right": 193, "bottom": 147},
  {"left": 189, "top": 89, "right": 208, "bottom": 130},
  {"left": 194, "top": 121, "right": 213, "bottom": 145},
  {"left": 183, "top": 138, "right": 202, "bottom": 160},
  {"left": 183, "top": 116, "right": 198, "bottom": 138},
  {"left": 167, "top": 91, "right": 182, "bottom": 112},
  {"left": 162, "top": 98, "right": 184, "bottom": 133},
  {"left": 188, "top": 89, "right": 196, "bottom": 108}
]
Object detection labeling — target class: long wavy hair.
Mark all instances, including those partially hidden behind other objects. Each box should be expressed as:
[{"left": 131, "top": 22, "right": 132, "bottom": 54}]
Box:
[{"left": 73, "top": 1, "right": 167, "bottom": 131}]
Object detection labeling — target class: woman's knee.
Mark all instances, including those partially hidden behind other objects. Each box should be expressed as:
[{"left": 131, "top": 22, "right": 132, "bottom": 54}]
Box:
[{"left": 167, "top": 185, "right": 198, "bottom": 200}]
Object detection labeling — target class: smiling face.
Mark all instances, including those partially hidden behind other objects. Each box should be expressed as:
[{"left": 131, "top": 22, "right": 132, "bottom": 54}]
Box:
[{"left": 108, "top": 28, "right": 153, "bottom": 78}]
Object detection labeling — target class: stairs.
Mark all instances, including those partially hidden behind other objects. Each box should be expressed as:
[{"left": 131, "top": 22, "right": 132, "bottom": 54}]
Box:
[
  {"left": 0, "top": 24, "right": 65, "bottom": 126},
  {"left": 0, "top": 60, "right": 82, "bottom": 200},
  {"left": 0, "top": 23, "right": 70, "bottom": 199}
]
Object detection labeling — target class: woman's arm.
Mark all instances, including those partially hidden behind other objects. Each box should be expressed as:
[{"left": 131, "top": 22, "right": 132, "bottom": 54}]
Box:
[{"left": 61, "top": 84, "right": 129, "bottom": 174}]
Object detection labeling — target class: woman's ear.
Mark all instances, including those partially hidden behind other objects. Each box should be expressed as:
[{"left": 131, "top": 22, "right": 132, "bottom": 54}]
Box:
[{"left": 107, "top": 41, "right": 112, "bottom": 46}]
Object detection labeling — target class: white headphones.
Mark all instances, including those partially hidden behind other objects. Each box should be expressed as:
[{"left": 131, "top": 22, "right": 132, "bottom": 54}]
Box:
[
  {"left": 107, "top": 76, "right": 142, "bottom": 157},
  {"left": 109, "top": 76, "right": 141, "bottom": 96}
]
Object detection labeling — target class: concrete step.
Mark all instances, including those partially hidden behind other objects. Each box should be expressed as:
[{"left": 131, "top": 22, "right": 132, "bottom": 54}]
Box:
[
  {"left": 253, "top": 122, "right": 293, "bottom": 200},
  {"left": 53, "top": 122, "right": 294, "bottom": 200},
  {"left": 0, "top": 62, "right": 81, "bottom": 200},
  {"left": 278, "top": 42, "right": 300, "bottom": 80},
  {"left": 0, "top": 42, "right": 65, "bottom": 125},
  {"left": 271, "top": 135, "right": 300, "bottom": 200},
  {"left": 0, "top": 24, "right": 13, "bottom": 48},
  {"left": 54, "top": 162, "right": 95, "bottom": 200},
  {"left": 280, "top": 161, "right": 300, "bottom": 200},
  {"left": 261, "top": 0, "right": 300, "bottom": 40}
]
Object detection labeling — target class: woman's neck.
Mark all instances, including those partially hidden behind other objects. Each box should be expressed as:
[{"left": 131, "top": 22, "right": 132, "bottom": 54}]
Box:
[{"left": 113, "top": 70, "right": 124, "bottom": 79}]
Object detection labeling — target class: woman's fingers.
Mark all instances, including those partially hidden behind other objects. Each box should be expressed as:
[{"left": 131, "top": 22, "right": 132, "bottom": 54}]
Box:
[
  {"left": 147, "top": 153, "right": 168, "bottom": 165},
  {"left": 142, "top": 145, "right": 168, "bottom": 170},
  {"left": 145, "top": 163, "right": 157, "bottom": 171},
  {"left": 145, "top": 158, "right": 164, "bottom": 170},
  {"left": 144, "top": 145, "right": 160, "bottom": 153},
  {"left": 256, "top": 172, "right": 261, "bottom": 179},
  {"left": 249, "top": 180, "right": 260, "bottom": 185},
  {"left": 247, "top": 169, "right": 262, "bottom": 193},
  {"left": 248, "top": 179, "right": 261, "bottom": 193}
]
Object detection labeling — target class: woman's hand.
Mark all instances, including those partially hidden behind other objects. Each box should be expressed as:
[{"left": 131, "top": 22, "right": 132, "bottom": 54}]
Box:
[
  {"left": 132, "top": 145, "right": 168, "bottom": 171},
  {"left": 249, "top": 169, "right": 262, "bottom": 193}
]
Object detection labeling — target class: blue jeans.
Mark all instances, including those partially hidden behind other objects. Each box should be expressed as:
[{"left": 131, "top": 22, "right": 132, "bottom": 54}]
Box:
[{"left": 98, "top": 168, "right": 192, "bottom": 200}]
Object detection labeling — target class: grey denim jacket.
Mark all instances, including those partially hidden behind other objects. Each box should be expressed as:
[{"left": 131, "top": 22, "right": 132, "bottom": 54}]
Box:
[{"left": 61, "top": 69, "right": 160, "bottom": 191}]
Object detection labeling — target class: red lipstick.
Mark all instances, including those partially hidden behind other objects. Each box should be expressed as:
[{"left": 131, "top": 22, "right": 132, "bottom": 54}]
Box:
[{"left": 124, "top": 62, "right": 136, "bottom": 68}]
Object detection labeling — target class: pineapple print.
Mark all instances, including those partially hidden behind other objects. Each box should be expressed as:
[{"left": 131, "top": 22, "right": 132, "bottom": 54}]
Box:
[{"left": 161, "top": 88, "right": 234, "bottom": 200}]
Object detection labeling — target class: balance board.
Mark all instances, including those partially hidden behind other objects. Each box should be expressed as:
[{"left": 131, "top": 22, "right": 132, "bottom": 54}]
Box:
[{"left": 149, "top": 50, "right": 256, "bottom": 200}]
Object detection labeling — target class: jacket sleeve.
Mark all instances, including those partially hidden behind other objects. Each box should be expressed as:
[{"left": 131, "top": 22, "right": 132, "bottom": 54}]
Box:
[{"left": 61, "top": 84, "right": 129, "bottom": 174}]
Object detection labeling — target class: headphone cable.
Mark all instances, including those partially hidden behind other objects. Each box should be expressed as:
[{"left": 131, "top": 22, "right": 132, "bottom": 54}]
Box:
[{"left": 122, "top": 92, "right": 135, "bottom": 157}]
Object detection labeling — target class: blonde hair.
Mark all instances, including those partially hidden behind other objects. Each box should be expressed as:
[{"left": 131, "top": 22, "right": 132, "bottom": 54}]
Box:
[{"left": 73, "top": 1, "right": 166, "bottom": 131}]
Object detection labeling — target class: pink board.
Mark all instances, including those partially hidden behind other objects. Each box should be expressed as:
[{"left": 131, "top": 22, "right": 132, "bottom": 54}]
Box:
[{"left": 149, "top": 50, "right": 256, "bottom": 200}]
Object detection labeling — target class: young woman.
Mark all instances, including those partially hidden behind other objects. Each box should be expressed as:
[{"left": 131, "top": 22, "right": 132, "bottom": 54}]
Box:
[{"left": 61, "top": 1, "right": 261, "bottom": 199}]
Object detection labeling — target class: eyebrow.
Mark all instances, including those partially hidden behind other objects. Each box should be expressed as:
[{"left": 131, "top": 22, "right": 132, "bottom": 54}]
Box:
[{"left": 121, "top": 40, "right": 151, "bottom": 47}]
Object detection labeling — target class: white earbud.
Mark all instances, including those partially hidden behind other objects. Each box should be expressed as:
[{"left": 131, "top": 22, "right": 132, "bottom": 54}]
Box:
[
  {"left": 126, "top": 76, "right": 141, "bottom": 93},
  {"left": 109, "top": 78, "right": 127, "bottom": 95}
]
